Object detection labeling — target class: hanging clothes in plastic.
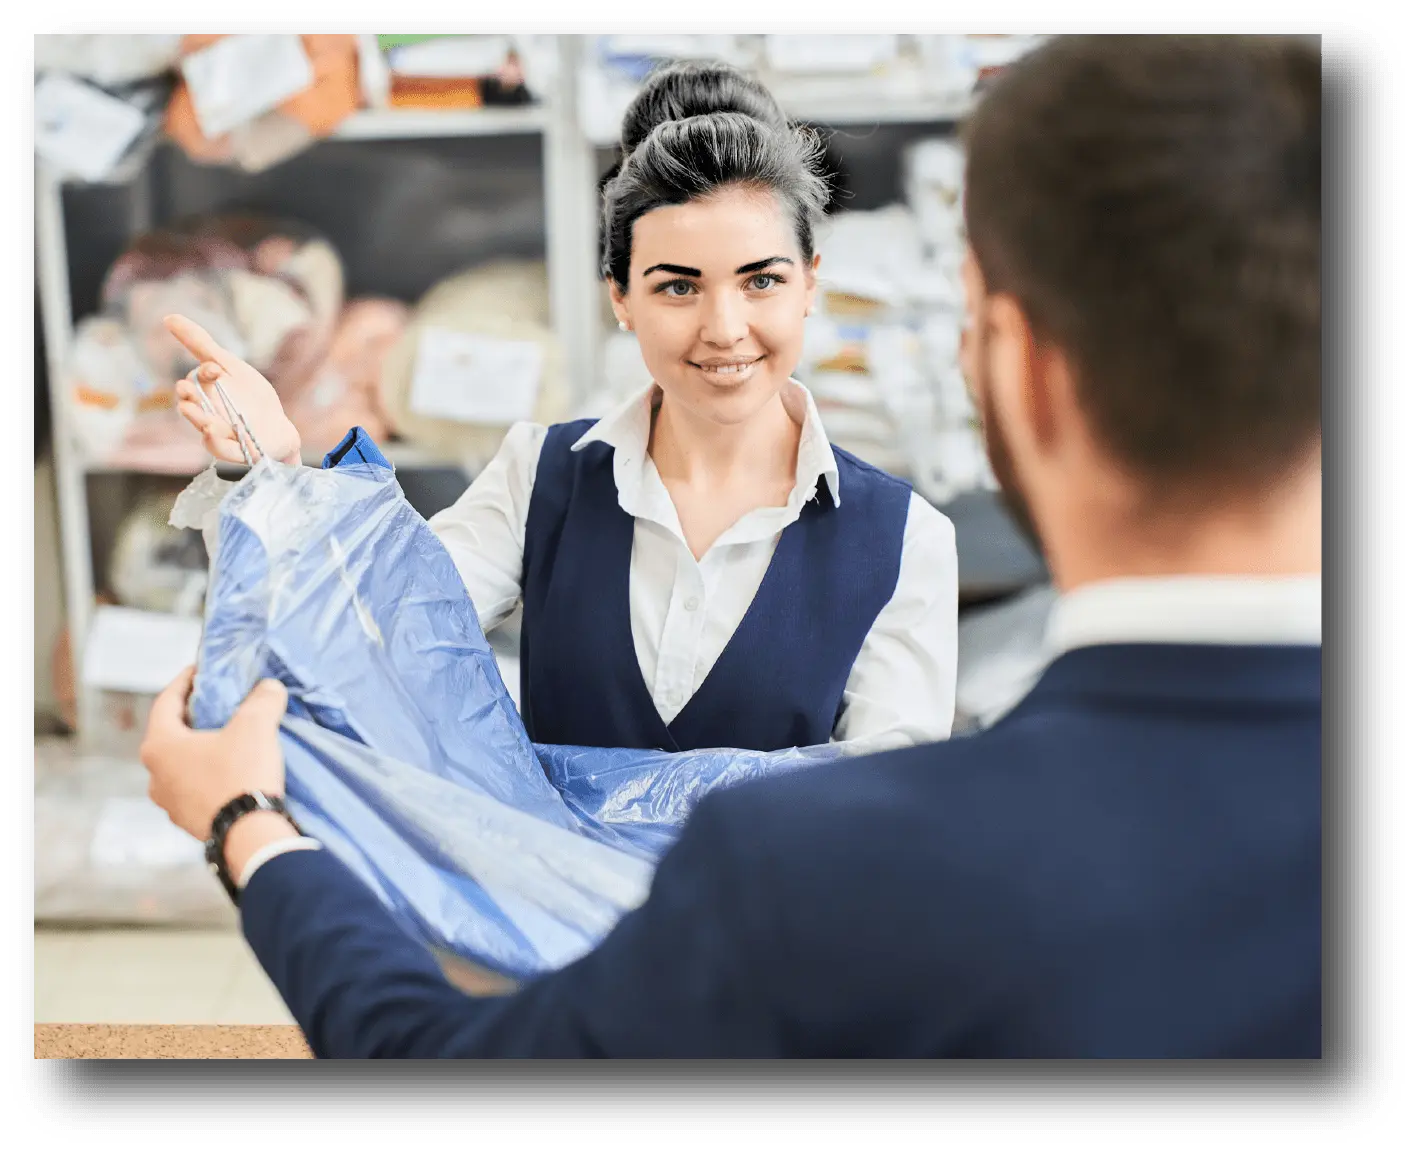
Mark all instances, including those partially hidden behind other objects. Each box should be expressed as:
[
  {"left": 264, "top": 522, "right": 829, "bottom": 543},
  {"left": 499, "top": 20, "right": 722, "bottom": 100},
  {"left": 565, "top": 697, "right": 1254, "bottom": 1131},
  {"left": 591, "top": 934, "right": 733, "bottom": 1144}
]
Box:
[{"left": 177, "top": 428, "right": 839, "bottom": 980}]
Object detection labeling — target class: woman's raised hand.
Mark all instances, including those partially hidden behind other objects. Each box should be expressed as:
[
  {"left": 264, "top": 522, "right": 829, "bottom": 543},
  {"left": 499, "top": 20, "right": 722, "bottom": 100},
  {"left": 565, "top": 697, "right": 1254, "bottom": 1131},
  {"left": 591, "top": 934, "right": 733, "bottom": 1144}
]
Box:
[{"left": 166, "top": 314, "right": 302, "bottom": 466}]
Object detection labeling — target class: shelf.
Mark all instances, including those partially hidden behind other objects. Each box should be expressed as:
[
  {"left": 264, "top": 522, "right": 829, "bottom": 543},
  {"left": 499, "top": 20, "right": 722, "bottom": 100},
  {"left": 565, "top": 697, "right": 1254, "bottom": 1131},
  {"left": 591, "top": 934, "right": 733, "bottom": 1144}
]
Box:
[
  {"left": 331, "top": 105, "right": 548, "bottom": 141},
  {"left": 42, "top": 106, "right": 550, "bottom": 186},
  {"left": 82, "top": 441, "right": 466, "bottom": 477}
]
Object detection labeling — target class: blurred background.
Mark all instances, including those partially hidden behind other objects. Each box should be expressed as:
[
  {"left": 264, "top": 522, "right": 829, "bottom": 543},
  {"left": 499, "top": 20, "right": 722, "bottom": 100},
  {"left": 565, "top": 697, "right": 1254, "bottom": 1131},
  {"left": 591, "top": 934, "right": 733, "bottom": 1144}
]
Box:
[{"left": 33, "top": 34, "right": 1054, "bottom": 1030}]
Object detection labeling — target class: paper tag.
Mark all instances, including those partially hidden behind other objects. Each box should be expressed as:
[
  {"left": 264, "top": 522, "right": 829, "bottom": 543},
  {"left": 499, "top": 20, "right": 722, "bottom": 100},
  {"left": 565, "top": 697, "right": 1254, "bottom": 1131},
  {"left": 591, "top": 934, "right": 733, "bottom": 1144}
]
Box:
[
  {"left": 34, "top": 72, "right": 147, "bottom": 183},
  {"left": 90, "top": 798, "right": 205, "bottom": 870},
  {"left": 81, "top": 606, "right": 203, "bottom": 695},
  {"left": 765, "top": 35, "right": 900, "bottom": 74},
  {"left": 409, "top": 328, "right": 543, "bottom": 426},
  {"left": 180, "top": 34, "right": 314, "bottom": 139}
]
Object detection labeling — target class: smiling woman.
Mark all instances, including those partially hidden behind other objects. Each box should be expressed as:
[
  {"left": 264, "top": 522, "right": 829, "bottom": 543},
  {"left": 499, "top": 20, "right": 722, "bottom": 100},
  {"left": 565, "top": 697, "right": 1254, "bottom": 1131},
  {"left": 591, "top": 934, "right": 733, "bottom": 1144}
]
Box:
[
  {"left": 509, "top": 60, "right": 960, "bottom": 754},
  {"left": 627, "top": 200, "right": 809, "bottom": 410},
  {"left": 165, "top": 58, "right": 960, "bottom": 762}
]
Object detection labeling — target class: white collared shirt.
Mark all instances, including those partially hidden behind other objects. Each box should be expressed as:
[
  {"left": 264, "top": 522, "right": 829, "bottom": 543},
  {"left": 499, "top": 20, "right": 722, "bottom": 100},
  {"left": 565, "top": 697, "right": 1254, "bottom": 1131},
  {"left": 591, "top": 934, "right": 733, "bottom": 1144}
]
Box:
[
  {"left": 1047, "top": 575, "right": 1322, "bottom": 654},
  {"left": 428, "top": 379, "right": 959, "bottom": 753},
  {"left": 954, "top": 575, "right": 1321, "bottom": 735}
]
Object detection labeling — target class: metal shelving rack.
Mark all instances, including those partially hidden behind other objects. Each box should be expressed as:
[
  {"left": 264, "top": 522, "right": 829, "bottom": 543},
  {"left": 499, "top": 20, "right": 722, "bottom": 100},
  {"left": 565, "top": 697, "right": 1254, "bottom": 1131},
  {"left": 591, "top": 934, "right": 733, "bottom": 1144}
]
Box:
[{"left": 35, "top": 37, "right": 604, "bottom": 747}]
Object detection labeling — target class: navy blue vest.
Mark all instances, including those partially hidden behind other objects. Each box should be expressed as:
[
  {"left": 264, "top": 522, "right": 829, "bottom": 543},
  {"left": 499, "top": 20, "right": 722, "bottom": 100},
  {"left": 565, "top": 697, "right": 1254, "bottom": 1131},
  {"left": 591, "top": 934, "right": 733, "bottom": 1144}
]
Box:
[{"left": 518, "top": 419, "right": 913, "bottom": 752}]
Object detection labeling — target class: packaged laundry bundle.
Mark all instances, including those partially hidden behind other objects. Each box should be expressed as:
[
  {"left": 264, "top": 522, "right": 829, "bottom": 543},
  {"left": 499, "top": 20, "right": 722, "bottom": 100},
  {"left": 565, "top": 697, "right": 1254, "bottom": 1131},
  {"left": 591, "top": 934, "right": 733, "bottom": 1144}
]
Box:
[
  {"left": 285, "top": 298, "right": 410, "bottom": 452},
  {"left": 68, "top": 215, "right": 408, "bottom": 470},
  {"left": 379, "top": 260, "right": 570, "bottom": 472},
  {"left": 102, "top": 214, "right": 346, "bottom": 402},
  {"left": 63, "top": 315, "right": 184, "bottom": 469},
  {"left": 164, "top": 35, "right": 362, "bottom": 173},
  {"left": 903, "top": 138, "right": 967, "bottom": 258},
  {"left": 175, "top": 430, "right": 837, "bottom": 979}
]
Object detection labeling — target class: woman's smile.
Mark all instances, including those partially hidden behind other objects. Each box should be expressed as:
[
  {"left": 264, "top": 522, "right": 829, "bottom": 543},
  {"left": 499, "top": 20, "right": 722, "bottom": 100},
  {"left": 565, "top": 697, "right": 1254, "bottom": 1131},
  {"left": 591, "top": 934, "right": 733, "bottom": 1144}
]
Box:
[{"left": 687, "top": 354, "right": 768, "bottom": 385}]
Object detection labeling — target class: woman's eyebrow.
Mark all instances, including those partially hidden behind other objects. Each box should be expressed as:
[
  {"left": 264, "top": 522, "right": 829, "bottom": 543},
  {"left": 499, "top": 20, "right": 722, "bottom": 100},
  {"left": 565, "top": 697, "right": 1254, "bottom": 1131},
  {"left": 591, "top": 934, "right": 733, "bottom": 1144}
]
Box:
[
  {"left": 735, "top": 256, "right": 794, "bottom": 274},
  {"left": 641, "top": 256, "right": 796, "bottom": 278},
  {"left": 643, "top": 263, "right": 701, "bottom": 277}
]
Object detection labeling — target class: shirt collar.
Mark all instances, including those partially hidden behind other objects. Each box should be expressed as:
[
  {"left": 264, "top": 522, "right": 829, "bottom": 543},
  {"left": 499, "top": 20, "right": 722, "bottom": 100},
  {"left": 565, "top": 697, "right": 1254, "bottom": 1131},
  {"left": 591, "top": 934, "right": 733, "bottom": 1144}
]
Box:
[
  {"left": 1046, "top": 575, "right": 1323, "bottom": 655},
  {"left": 572, "top": 379, "right": 842, "bottom": 510}
]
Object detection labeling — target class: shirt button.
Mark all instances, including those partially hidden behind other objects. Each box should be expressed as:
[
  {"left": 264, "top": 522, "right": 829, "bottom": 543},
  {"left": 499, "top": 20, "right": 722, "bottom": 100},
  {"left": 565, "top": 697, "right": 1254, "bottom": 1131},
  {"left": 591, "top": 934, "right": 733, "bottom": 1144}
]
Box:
[{"left": 684, "top": 597, "right": 700, "bottom": 612}]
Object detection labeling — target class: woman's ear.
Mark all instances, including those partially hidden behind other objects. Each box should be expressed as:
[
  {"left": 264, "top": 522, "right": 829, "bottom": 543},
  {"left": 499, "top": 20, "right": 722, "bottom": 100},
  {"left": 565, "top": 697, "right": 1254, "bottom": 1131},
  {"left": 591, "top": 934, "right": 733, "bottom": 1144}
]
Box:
[
  {"left": 804, "top": 253, "right": 822, "bottom": 315},
  {"left": 607, "top": 277, "right": 632, "bottom": 332}
]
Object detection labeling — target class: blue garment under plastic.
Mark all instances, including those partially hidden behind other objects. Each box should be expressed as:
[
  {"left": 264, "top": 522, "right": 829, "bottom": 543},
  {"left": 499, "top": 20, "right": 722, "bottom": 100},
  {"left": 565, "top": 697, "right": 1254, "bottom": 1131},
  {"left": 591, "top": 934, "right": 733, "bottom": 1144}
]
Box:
[{"left": 177, "top": 455, "right": 839, "bottom": 980}]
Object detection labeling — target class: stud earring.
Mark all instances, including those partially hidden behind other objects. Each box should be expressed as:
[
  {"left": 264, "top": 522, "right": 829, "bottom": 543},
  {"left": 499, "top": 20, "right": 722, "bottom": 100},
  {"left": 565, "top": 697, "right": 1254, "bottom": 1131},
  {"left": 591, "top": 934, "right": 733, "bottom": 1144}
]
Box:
[{"left": 618, "top": 320, "right": 630, "bottom": 332}]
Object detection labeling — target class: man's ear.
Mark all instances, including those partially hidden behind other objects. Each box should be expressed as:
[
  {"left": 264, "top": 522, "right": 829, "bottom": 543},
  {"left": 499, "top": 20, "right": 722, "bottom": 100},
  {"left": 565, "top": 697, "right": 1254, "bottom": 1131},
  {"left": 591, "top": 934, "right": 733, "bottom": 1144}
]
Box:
[{"left": 989, "top": 293, "right": 1059, "bottom": 455}]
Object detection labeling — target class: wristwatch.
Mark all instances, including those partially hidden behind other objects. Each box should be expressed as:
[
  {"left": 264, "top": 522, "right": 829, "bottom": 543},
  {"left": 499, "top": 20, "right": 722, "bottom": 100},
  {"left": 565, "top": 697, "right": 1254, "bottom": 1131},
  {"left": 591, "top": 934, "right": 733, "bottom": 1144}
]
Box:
[{"left": 205, "top": 791, "right": 302, "bottom": 906}]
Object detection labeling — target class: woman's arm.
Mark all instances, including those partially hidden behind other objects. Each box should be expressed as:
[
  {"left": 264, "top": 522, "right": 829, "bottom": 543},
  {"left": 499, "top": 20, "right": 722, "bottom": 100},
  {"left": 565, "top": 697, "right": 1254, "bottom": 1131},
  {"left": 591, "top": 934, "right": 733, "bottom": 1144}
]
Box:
[
  {"left": 165, "top": 307, "right": 545, "bottom": 639},
  {"left": 427, "top": 422, "right": 548, "bottom": 636},
  {"left": 832, "top": 494, "right": 959, "bottom": 754}
]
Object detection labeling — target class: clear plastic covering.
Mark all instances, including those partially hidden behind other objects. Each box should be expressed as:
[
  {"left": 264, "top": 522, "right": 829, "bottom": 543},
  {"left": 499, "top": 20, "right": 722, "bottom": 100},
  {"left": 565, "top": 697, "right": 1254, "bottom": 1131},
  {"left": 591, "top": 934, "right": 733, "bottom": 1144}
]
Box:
[
  {"left": 177, "top": 449, "right": 835, "bottom": 978},
  {"left": 538, "top": 743, "right": 840, "bottom": 859}
]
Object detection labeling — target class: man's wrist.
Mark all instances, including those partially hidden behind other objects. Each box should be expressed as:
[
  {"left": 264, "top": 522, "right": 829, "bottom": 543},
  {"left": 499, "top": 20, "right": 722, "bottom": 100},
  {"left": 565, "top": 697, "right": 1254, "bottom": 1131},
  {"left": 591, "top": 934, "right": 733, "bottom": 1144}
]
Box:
[{"left": 223, "top": 810, "right": 303, "bottom": 883}]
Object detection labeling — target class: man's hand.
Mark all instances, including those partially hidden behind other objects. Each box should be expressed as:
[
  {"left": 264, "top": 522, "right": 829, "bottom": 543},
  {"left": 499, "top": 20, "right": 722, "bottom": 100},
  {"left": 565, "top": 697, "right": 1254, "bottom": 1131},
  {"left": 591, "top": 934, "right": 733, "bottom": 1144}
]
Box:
[{"left": 140, "top": 667, "right": 290, "bottom": 843}]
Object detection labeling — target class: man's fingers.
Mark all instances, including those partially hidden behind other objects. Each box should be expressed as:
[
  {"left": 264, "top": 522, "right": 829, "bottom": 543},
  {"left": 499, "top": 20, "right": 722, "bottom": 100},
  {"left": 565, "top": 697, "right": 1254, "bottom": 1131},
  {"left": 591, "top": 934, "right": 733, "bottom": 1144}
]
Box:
[
  {"left": 231, "top": 679, "right": 290, "bottom": 733},
  {"left": 164, "top": 315, "right": 238, "bottom": 372},
  {"left": 149, "top": 666, "right": 197, "bottom": 726}
]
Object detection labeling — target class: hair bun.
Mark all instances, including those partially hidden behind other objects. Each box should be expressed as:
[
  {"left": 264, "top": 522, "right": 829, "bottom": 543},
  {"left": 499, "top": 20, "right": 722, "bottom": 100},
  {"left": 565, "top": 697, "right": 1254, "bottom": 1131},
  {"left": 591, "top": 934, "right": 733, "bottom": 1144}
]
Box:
[{"left": 619, "top": 59, "right": 789, "bottom": 153}]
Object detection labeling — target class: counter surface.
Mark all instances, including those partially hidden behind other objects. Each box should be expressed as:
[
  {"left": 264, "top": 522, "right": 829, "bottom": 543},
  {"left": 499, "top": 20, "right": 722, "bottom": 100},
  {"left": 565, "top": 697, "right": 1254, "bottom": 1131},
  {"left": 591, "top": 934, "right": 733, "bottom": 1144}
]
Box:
[{"left": 35, "top": 1024, "right": 311, "bottom": 1060}]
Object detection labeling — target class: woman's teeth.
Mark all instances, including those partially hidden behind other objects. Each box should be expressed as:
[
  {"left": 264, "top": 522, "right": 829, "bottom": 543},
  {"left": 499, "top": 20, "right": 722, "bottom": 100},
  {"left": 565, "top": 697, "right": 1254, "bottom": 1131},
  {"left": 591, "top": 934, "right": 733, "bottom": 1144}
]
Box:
[{"left": 699, "top": 360, "right": 759, "bottom": 375}]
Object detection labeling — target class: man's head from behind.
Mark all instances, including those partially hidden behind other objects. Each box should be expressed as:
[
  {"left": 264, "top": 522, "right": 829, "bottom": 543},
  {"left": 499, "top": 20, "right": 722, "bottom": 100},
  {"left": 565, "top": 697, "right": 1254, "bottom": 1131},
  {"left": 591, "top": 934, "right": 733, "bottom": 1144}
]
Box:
[{"left": 959, "top": 35, "right": 1321, "bottom": 587}]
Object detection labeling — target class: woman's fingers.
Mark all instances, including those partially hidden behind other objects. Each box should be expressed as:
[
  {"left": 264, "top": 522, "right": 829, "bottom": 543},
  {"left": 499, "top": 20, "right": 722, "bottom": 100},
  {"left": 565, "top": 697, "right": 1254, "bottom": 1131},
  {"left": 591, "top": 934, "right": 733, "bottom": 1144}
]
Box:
[
  {"left": 176, "top": 374, "right": 217, "bottom": 415},
  {"left": 176, "top": 398, "right": 247, "bottom": 465},
  {"left": 176, "top": 399, "right": 218, "bottom": 434},
  {"left": 164, "top": 315, "right": 238, "bottom": 373},
  {"left": 175, "top": 378, "right": 201, "bottom": 407},
  {"left": 204, "top": 434, "right": 249, "bottom": 467}
]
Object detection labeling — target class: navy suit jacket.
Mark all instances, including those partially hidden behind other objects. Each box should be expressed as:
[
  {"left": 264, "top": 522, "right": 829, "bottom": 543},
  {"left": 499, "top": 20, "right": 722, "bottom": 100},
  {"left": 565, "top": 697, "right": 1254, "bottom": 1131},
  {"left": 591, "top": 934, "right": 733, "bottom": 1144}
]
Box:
[{"left": 241, "top": 641, "right": 1321, "bottom": 1058}]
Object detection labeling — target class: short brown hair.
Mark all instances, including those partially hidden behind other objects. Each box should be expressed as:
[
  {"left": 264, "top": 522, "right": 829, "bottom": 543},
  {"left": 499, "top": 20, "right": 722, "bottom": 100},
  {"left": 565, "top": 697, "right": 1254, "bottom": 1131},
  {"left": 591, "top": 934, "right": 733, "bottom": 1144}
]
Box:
[{"left": 963, "top": 35, "right": 1321, "bottom": 492}]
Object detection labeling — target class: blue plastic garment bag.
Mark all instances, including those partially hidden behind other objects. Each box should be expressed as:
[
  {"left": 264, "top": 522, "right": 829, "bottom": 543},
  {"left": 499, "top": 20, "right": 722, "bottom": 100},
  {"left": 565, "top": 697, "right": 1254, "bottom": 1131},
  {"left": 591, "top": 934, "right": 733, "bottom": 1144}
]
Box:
[{"left": 177, "top": 432, "right": 838, "bottom": 979}]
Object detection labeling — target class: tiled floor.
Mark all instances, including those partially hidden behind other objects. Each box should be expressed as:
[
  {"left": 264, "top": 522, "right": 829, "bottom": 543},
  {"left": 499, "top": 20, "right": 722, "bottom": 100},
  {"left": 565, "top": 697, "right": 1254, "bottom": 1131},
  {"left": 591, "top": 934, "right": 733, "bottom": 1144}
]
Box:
[{"left": 34, "top": 927, "right": 295, "bottom": 1025}]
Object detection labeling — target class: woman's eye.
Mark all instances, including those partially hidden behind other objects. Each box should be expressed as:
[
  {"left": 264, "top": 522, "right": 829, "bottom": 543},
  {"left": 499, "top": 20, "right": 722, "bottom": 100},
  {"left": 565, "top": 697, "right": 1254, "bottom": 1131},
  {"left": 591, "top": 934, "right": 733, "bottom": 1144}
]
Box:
[
  {"left": 664, "top": 280, "right": 695, "bottom": 297},
  {"left": 749, "top": 274, "right": 780, "bottom": 291}
]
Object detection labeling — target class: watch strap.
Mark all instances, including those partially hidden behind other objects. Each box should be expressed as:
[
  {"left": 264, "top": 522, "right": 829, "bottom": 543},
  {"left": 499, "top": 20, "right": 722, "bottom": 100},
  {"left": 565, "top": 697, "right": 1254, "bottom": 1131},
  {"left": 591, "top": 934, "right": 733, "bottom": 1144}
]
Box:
[{"left": 204, "top": 791, "right": 301, "bottom": 906}]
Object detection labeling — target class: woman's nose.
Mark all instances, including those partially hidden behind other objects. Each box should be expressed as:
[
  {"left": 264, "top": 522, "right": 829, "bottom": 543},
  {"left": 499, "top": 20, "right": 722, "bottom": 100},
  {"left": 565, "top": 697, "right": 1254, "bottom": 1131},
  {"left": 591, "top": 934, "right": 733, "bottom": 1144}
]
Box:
[{"left": 699, "top": 290, "right": 749, "bottom": 347}]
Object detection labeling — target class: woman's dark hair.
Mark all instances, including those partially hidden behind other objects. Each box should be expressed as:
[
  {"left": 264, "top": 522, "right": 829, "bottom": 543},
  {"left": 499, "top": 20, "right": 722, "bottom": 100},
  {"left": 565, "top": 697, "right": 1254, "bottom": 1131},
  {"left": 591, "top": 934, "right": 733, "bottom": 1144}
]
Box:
[
  {"left": 963, "top": 35, "right": 1321, "bottom": 493},
  {"left": 599, "top": 60, "right": 830, "bottom": 290}
]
